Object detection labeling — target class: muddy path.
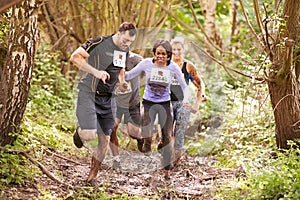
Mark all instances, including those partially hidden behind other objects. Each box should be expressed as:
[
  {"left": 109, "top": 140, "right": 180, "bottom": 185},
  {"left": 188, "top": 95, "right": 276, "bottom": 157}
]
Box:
[{"left": 1, "top": 144, "right": 242, "bottom": 200}]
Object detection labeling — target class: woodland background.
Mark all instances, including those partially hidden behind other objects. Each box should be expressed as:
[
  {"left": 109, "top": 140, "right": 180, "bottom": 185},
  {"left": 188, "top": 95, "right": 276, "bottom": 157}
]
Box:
[{"left": 0, "top": 0, "right": 299, "bottom": 199}]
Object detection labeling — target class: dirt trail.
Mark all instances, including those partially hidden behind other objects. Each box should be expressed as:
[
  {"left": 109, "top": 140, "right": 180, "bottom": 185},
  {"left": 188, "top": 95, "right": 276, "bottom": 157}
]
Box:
[{"left": 1, "top": 146, "right": 241, "bottom": 200}]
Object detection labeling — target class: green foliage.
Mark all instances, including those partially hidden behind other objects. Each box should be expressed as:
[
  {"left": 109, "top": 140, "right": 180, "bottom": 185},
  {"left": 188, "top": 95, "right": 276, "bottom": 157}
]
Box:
[
  {"left": 167, "top": 2, "right": 204, "bottom": 33},
  {"left": 186, "top": 131, "right": 224, "bottom": 156},
  {"left": 0, "top": 147, "right": 37, "bottom": 186},
  {"left": 0, "top": 46, "right": 77, "bottom": 188},
  {"left": 23, "top": 45, "right": 78, "bottom": 150},
  {"left": 216, "top": 147, "right": 300, "bottom": 200},
  {"left": 216, "top": 0, "right": 230, "bottom": 16},
  {"left": 28, "top": 45, "right": 77, "bottom": 127},
  {"left": 68, "top": 185, "right": 144, "bottom": 200},
  {"left": 208, "top": 81, "right": 300, "bottom": 199},
  {"left": 0, "top": 12, "right": 10, "bottom": 47}
]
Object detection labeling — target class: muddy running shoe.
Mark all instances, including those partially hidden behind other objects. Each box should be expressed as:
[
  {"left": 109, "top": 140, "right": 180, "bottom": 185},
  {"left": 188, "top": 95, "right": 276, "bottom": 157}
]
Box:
[
  {"left": 112, "top": 160, "right": 121, "bottom": 170},
  {"left": 164, "top": 170, "right": 170, "bottom": 180},
  {"left": 157, "top": 142, "right": 163, "bottom": 154},
  {"left": 137, "top": 139, "right": 144, "bottom": 152},
  {"left": 143, "top": 139, "right": 152, "bottom": 155},
  {"left": 173, "top": 150, "right": 183, "bottom": 167},
  {"left": 73, "top": 126, "right": 83, "bottom": 148},
  {"left": 173, "top": 158, "right": 181, "bottom": 168}
]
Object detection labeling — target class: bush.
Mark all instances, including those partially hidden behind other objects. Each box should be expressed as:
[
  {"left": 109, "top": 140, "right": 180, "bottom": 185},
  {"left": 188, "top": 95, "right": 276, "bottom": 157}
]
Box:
[{"left": 214, "top": 82, "right": 300, "bottom": 200}]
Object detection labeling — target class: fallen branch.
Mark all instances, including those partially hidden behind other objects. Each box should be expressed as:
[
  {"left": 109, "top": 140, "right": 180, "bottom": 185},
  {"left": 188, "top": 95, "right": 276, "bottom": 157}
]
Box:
[
  {"left": 21, "top": 151, "right": 66, "bottom": 185},
  {"left": 0, "top": 146, "right": 29, "bottom": 154},
  {"left": 44, "top": 149, "right": 81, "bottom": 165},
  {"left": 0, "top": 147, "right": 71, "bottom": 188}
]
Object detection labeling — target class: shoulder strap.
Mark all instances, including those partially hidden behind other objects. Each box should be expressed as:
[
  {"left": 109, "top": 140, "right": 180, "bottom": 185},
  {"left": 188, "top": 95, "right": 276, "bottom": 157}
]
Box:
[
  {"left": 182, "top": 61, "right": 189, "bottom": 84},
  {"left": 83, "top": 36, "right": 110, "bottom": 53}
]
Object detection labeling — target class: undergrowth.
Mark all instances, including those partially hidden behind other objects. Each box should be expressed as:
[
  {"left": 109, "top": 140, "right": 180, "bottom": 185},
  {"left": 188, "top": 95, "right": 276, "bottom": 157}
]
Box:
[
  {"left": 212, "top": 82, "right": 300, "bottom": 200},
  {"left": 183, "top": 63, "right": 300, "bottom": 199},
  {"left": 0, "top": 47, "right": 77, "bottom": 197}
]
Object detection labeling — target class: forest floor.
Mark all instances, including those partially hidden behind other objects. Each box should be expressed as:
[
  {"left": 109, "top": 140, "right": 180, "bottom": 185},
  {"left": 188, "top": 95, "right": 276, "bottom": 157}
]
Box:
[
  {"left": 1, "top": 142, "right": 243, "bottom": 200},
  {"left": 1, "top": 120, "right": 242, "bottom": 200}
]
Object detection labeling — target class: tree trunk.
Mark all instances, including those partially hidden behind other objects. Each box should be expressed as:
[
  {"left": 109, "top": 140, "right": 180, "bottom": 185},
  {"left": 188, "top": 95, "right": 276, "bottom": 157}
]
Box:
[
  {"left": 0, "top": 0, "right": 39, "bottom": 146},
  {"left": 199, "top": 0, "right": 222, "bottom": 55},
  {"left": 267, "top": 0, "right": 300, "bottom": 149},
  {"left": 229, "top": 0, "right": 238, "bottom": 53}
]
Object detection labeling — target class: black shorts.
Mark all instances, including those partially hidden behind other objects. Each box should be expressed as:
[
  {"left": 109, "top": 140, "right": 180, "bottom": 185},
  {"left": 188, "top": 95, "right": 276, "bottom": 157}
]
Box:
[
  {"left": 95, "top": 94, "right": 116, "bottom": 135},
  {"left": 116, "top": 103, "right": 141, "bottom": 126}
]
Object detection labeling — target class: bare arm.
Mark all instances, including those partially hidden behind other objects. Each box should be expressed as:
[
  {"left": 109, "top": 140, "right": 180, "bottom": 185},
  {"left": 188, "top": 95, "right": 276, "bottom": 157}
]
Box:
[
  {"left": 117, "top": 68, "right": 131, "bottom": 92},
  {"left": 118, "top": 68, "right": 125, "bottom": 82},
  {"left": 186, "top": 62, "right": 207, "bottom": 112},
  {"left": 70, "top": 47, "right": 110, "bottom": 84}
]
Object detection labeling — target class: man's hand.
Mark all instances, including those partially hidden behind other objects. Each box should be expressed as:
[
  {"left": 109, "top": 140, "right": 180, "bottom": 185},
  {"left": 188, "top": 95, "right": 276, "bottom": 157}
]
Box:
[
  {"left": 119, "top": 82, "right": 129, "bottom": 92},
  {"left": 94, "top": 70, "right": 110, "bottom": 84}
]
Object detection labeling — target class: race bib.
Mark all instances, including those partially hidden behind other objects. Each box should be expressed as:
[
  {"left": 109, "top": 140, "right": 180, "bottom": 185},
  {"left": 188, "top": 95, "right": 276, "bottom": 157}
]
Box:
[
  {"left": 113, "top": 50, "right": 126, "bottom": 68},
  {"left": 149, "top": 68, "right": 170, "bottom": 86}
]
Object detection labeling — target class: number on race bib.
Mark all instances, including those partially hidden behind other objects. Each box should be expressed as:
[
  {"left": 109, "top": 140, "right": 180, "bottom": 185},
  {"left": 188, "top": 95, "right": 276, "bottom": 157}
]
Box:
[{"left": 113, "top": 50, "right": 126, "bottom": 68}]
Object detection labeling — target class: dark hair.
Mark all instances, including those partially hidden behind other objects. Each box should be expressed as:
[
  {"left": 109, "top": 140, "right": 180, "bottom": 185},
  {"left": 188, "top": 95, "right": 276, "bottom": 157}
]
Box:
[
  {"left": 119, "top": 22, "right": 137, "bottom": 37},
  {"left": 152, "top": 39, "right": 172, "bottom": 65}
]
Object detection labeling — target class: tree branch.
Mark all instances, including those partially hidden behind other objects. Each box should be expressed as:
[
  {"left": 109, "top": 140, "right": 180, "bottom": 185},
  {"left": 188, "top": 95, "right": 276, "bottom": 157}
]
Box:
[
  {"left": 253, "top": 0, "right": 265, "bottom": 37},
  {"left": 238, "top": 0, "right": 266, "bottom": 50},
  {"left": 0, "top": 147, "right": 71, "bottom": 187},
  {"left": 0, "top": 0, "right": 23, "bottom": 13},
  {"left": 262, "top": 9, "right": 273, "bottom": 60},
  {"left": 186, "top": 0, "right": 207, "bottom": 38},
  {"left": 151, "top": 0, "right": 225, "bottom": 55},
  {"left": 21, "top": 151, "right": 67, "bottom": 186},
  {"left": 191, "top": 41, "right": 264, "bottom": 83},
  {"left": 44, "top": 149, "right": 82, "bottom": 165},
  {"left": 153, "top": 0, "right": 258, "bottom": 69}
]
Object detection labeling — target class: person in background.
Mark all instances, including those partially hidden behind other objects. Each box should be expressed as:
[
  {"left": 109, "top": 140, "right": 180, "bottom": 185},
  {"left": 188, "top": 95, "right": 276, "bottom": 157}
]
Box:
[
  {"left": 70, "top": 22, "right": 137, "bottom": 182},
  {"left": 110, "top": 51, "right": 144, "bottom": 169},
  {"left": 124, "top": 39, "right": 190, "bottom": 180},
  {"left": 170, "top": 37, "right": 207, "bottom": 167}
]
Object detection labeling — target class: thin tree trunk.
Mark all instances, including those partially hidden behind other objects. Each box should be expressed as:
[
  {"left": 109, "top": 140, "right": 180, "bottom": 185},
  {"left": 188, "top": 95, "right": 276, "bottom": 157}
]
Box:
[
  {"left": 229, "top": 0, "right": 238, "bottom": 53},
  {"left": 199, "top": 0, "right": 222, "bottom": 55},
  {"left": 0, "top": 0, "right": 39, "bottom": 146}
]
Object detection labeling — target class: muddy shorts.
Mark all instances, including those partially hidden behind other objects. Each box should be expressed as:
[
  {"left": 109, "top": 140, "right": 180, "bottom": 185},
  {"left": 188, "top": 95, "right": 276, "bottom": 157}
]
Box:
[
  {"left": 76, "top": 89, "right": 115, "bottom": 135},
  {"left": 116, "top": 103, "right": 141, "bottom": 126}
]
